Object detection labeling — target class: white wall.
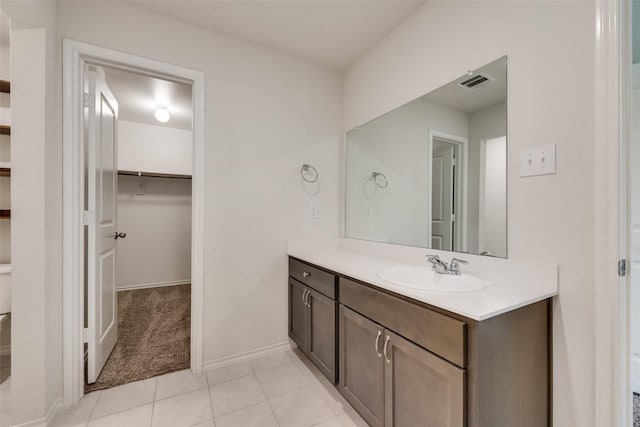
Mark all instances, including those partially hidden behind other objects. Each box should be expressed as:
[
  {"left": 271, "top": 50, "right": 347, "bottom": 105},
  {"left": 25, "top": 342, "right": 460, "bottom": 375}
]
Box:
[
  {"left": 3, "top": 0, "right": 62, "bottom": 424},
  {"left": 346, "top": 98, "right": 468, "bottom": 247},
  {"left": 468, "top": 101, "right": 506, "bottom": 254},
  {"left": 116, "top": 175, "right": 191, "bottom": 289},
  {"left": 344, "top": 2, "right": 595, "bottom": 426},
  {"left": 118, "top": 120, "right": 192, "bottom": 175},
  {"left": 58, "top": 0, "right": 342, "bottom": 367}
]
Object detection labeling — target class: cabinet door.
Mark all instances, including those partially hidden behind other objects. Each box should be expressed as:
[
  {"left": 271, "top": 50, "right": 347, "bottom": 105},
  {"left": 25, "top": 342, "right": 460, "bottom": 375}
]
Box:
[
  {"left": 339, "top": 305, "right": 385, "bottom": 427},
  {"left": 289, "top": 279, "right": 309, "bottom": 352},
  {"left": 384, "top": 330, "right": 464, "bottom": 427},
  {"left": 308, "top": 288, "right": 337, "bottom": 384}
]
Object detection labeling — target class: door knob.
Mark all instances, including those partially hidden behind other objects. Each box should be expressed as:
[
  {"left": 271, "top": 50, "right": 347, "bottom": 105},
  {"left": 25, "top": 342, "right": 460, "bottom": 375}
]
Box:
[{"left": 114, "top": 232, "right": 127, "bottom": 239}]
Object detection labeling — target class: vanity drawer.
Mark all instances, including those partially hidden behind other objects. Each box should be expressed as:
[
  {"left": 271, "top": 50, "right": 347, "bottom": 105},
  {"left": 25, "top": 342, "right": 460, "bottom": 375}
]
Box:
[
  {"left": 339, "top": 277, "right": 466, "bottom": 368},
  {"left": 289, "top": 257, "right": 337, "bottom": 299}
]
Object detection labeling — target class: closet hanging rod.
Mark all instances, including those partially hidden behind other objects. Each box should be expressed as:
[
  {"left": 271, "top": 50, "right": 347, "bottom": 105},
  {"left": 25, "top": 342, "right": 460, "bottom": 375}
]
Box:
[{"left": 117, "top": 170, "right": 192, "bottom": 180}]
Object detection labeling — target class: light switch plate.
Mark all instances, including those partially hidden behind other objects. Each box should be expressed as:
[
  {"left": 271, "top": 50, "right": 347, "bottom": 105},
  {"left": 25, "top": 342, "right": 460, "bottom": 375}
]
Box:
[{"left": 520, "top": 144, "right": 556, "bottom": 177}]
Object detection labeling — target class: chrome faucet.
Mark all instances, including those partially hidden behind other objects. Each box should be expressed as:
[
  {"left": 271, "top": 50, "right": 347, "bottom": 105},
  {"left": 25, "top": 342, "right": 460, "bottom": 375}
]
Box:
[{"left": 426, "top": 255, "right": 468, "bottom": 275}]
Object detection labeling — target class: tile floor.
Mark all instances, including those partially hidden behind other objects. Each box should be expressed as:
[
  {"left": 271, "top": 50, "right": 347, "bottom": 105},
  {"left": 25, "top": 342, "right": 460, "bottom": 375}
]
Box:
[{"left": 47, "top": 348, "right": 367, "bottom": 427}]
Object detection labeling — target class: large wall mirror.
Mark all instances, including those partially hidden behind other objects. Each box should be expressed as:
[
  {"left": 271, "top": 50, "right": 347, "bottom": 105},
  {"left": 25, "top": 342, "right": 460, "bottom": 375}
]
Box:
[{"left": 345, "top": 56, "right": 507, "bottom": 258}]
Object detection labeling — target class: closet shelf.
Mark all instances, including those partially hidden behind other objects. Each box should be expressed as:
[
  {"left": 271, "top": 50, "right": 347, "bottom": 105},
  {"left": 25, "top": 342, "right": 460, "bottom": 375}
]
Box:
[
  {"left": 0, "top": 210, "right": 10, "bottom": 219},
  {"left": 0, "top": 125, "right": 9, "bottom": 136},
  {"left": 0, "top": 81, "right": 9, "bottom": 94},
  {"left": 118, "top": 170, "right": 192, "bottom": 180}
]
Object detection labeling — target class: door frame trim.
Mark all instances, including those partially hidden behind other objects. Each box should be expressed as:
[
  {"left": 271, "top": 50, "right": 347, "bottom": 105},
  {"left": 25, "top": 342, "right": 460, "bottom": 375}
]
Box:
[
  {"left": 593, "top": 0, "right": 628, "bottom": 425},
  {"left": 427, "top": 130, "right": 468, "bottom": 252},
  {"left": 62, "top": 39, "right": 206, "bottom": 406}
]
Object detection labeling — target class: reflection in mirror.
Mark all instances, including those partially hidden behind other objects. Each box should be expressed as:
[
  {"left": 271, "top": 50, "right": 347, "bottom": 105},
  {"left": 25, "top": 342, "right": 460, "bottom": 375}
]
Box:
[{"left": 345, "top": 56, "right": 507, "bottom": 258}]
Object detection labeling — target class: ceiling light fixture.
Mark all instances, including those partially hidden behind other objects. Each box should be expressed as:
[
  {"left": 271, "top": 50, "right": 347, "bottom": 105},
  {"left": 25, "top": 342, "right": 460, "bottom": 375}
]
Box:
[{"left": 155, "top": 106, "right": 170, "bottom": 123}]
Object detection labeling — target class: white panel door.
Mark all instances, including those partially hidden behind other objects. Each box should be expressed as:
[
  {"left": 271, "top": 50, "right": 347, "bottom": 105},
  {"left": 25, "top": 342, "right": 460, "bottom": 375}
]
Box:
[
  {"left": 431, "top": 147, "right": 454, "bottom": 250},
  {"left": 631, "top": 63, "right": 640, "bottom": 394},
  {"left": 87, "top": 66, "right": 119, "bottom": 384}
]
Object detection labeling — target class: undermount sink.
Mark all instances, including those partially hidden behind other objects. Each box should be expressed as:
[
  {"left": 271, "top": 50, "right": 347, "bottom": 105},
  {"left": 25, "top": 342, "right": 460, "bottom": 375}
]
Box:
[{"left": 377, "top": 265, "right": 489, "bottom": 293}]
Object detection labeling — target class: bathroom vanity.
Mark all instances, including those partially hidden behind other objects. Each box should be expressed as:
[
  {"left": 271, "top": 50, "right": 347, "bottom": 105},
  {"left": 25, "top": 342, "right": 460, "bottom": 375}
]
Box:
[{"left": 288, "top": 246, "right": 555, "bottom": 427}]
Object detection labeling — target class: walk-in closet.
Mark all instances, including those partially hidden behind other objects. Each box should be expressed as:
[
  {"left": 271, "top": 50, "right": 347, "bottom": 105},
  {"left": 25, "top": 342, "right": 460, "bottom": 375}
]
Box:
[{"left": 84, "top": 64, "right": 193, "bottom": 392}]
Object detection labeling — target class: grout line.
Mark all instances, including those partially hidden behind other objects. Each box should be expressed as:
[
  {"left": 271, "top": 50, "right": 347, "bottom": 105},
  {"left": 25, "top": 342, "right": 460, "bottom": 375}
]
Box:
[
  {"left": 253, "top": 371, "right": 282, "bottom": 427},
  {"left": 150, "top": 377, "right": 158, "bottom": 427},
  {"left": 206, "top": 372, "right": 215, "bottom": 421}
]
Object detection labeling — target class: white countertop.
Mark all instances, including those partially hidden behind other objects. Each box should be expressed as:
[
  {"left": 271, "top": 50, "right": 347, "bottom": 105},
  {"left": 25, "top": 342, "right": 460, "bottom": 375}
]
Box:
[{"left": 288, "top": 238, "right": 558, "bottom": 321}]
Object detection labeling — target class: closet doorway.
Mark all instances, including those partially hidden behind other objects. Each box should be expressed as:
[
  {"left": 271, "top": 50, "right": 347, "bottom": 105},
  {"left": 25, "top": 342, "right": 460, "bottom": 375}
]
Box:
[
  {"left": 83, "top": 64, "right": 194, "bottom": 392},
  {"left": 63, "top": 40, "right": 205, "bottom": 406}
]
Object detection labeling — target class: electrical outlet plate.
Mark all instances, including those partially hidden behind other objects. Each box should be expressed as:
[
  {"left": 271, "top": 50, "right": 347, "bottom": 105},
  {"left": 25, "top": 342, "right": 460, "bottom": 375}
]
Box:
[{"left": 520, "top": 144, "right": 556, "bottom": 177}]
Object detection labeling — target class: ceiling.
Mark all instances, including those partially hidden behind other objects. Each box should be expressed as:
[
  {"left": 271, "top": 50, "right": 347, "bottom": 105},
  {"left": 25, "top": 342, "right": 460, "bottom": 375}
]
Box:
[
  {"left": 102, "top": 65, "right": 193, "bottom": 130},
  {"left": 130, "top": 0, "right": 426, "bottom": 70}
]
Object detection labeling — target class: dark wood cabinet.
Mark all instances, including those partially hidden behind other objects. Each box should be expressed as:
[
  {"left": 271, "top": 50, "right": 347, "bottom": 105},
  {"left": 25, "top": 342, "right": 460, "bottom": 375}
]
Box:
[
  {"left": 288, "top": 258, "right": 337, "bottom": 384},
  {"left": 288, "top": 256, "right": 550, "bottom": 427},
  {"left": 307, "top": 288, "right": 337, "bottom": 382},
  {"left": 339, "top": 305, "right": 385, "bottom": 427},
  {"left": 288, "top": 279, "right": 309, "bottom": 350},
  {"left": 384, "top": 329, "right": 464, "bottom": 427},
  {"left": 339, "top": 305, "right": 464, "bottom": 427}
]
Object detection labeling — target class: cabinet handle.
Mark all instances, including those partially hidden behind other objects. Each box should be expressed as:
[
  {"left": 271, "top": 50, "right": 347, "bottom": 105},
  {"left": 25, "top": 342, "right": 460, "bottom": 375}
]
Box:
[
  {"left": 303, "top": 271, "right": 311, "bottom": 278},
  {"left": 302, "top": 289, "right": 308, "bottom": 305},
  {"left": 305, "top": 289, "right": 311, "bottom": 308},
  {"left": 383, "top": 335, "right": 391, "bottom": 364},
  {"left": 374, "top": 330, "right": 383, "bottom": 358}
]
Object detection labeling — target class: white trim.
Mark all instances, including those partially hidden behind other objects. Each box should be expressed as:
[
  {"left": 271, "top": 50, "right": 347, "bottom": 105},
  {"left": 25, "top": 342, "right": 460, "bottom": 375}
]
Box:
[
  {"left": 9, "top": 397, "right": 62, "bottom": 427},
  {"left": 62, "top": 39, "right": 206, "bottom": 406},
  {"left": 594, "top": 1, "right": 626, "bottom": 426},
  {"left": 427, "top": 129, "right": 469, "bottom": 252},
  {"left": 46, "top": 397, "right": 64, "bottom": 426},
  {"left": 116, "top": 280, "right": 191, "bottom": 292},
  {"left": 202, "top": 342, "right": 292, "bottom": 371}
]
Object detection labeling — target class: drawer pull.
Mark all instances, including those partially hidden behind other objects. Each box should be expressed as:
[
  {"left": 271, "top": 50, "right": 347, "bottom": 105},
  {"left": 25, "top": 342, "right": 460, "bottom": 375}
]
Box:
[
  {"left": 383, "top": 335, "right": 392, "bottom": 364},
  {"left": 374, "top": 330, "right": 383, "bottom": 358},
  {"left": 303, "top": 271, "right": 311, "bottom": 278}
]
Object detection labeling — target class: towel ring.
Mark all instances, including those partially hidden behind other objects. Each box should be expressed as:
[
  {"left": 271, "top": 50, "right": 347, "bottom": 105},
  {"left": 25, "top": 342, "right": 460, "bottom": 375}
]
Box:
[
  {"left": 372, "top": 172, "right": 388, "bottom": 188},
  {"left": 301, "top": 164, "right": 319, "bottom": 183}
]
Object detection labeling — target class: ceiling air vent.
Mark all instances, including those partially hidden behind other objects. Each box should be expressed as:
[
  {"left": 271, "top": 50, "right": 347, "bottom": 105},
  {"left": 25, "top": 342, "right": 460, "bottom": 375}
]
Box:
[{"left": 458, "top": 73, "right": 496, "bottom": 91}]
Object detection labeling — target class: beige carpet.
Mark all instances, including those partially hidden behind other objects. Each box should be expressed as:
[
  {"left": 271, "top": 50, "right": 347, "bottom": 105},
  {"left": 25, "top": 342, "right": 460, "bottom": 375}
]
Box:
[{"left": 85, "top": 284, "right": 191, "bottom": 393}]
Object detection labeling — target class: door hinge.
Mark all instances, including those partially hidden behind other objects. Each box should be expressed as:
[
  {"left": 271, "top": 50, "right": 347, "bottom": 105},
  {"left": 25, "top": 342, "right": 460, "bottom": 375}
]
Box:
[
  {"left": 83, "top": 328, "right": 95, "bottom": 344},
  {"left": 83, "top": 210, "right": 95, "bottom": 225},
  {"left": 619, "top": 259, "right": 627, "bottom": 277},
  {"left": 83, "top": 92, "right": 95, "bottom": 108}
]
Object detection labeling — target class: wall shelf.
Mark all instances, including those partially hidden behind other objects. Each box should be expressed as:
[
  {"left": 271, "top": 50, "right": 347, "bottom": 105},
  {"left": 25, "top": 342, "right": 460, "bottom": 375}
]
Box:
[
  {"left": 0, "top": 210, "right": 10, "bottom": 219},
  {"left": 0, "top": 168, "right": 9, "bottom": 177},
  {"left": 0, "top": 80, "right": 9, "bottom": 94},
  {"left": 0, "top": 125, "right": 9, "bottom": 136}
]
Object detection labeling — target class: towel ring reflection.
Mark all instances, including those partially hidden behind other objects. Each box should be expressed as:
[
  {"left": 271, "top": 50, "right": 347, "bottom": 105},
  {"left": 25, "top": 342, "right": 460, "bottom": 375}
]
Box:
[
  {"left": 371, "top": 172, "right": 388, "bottom": 188},
  {"left": 301, "top": 164, "right": 319, "bottom": 183}
]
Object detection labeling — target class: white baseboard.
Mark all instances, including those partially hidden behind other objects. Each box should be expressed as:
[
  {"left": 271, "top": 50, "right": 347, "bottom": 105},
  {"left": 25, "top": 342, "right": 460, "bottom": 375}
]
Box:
[
  {"left": 11, "top": 396, "right": 63, "bottom": 427},
  {"left": 203, "top": 341, "right": 292, "bottom": 371},
  {"left": 46, "top": 397, "right": 63, "bottom": 426},
  {"left": 117, "top": 280, "right": 191, "bottom": 292}
]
